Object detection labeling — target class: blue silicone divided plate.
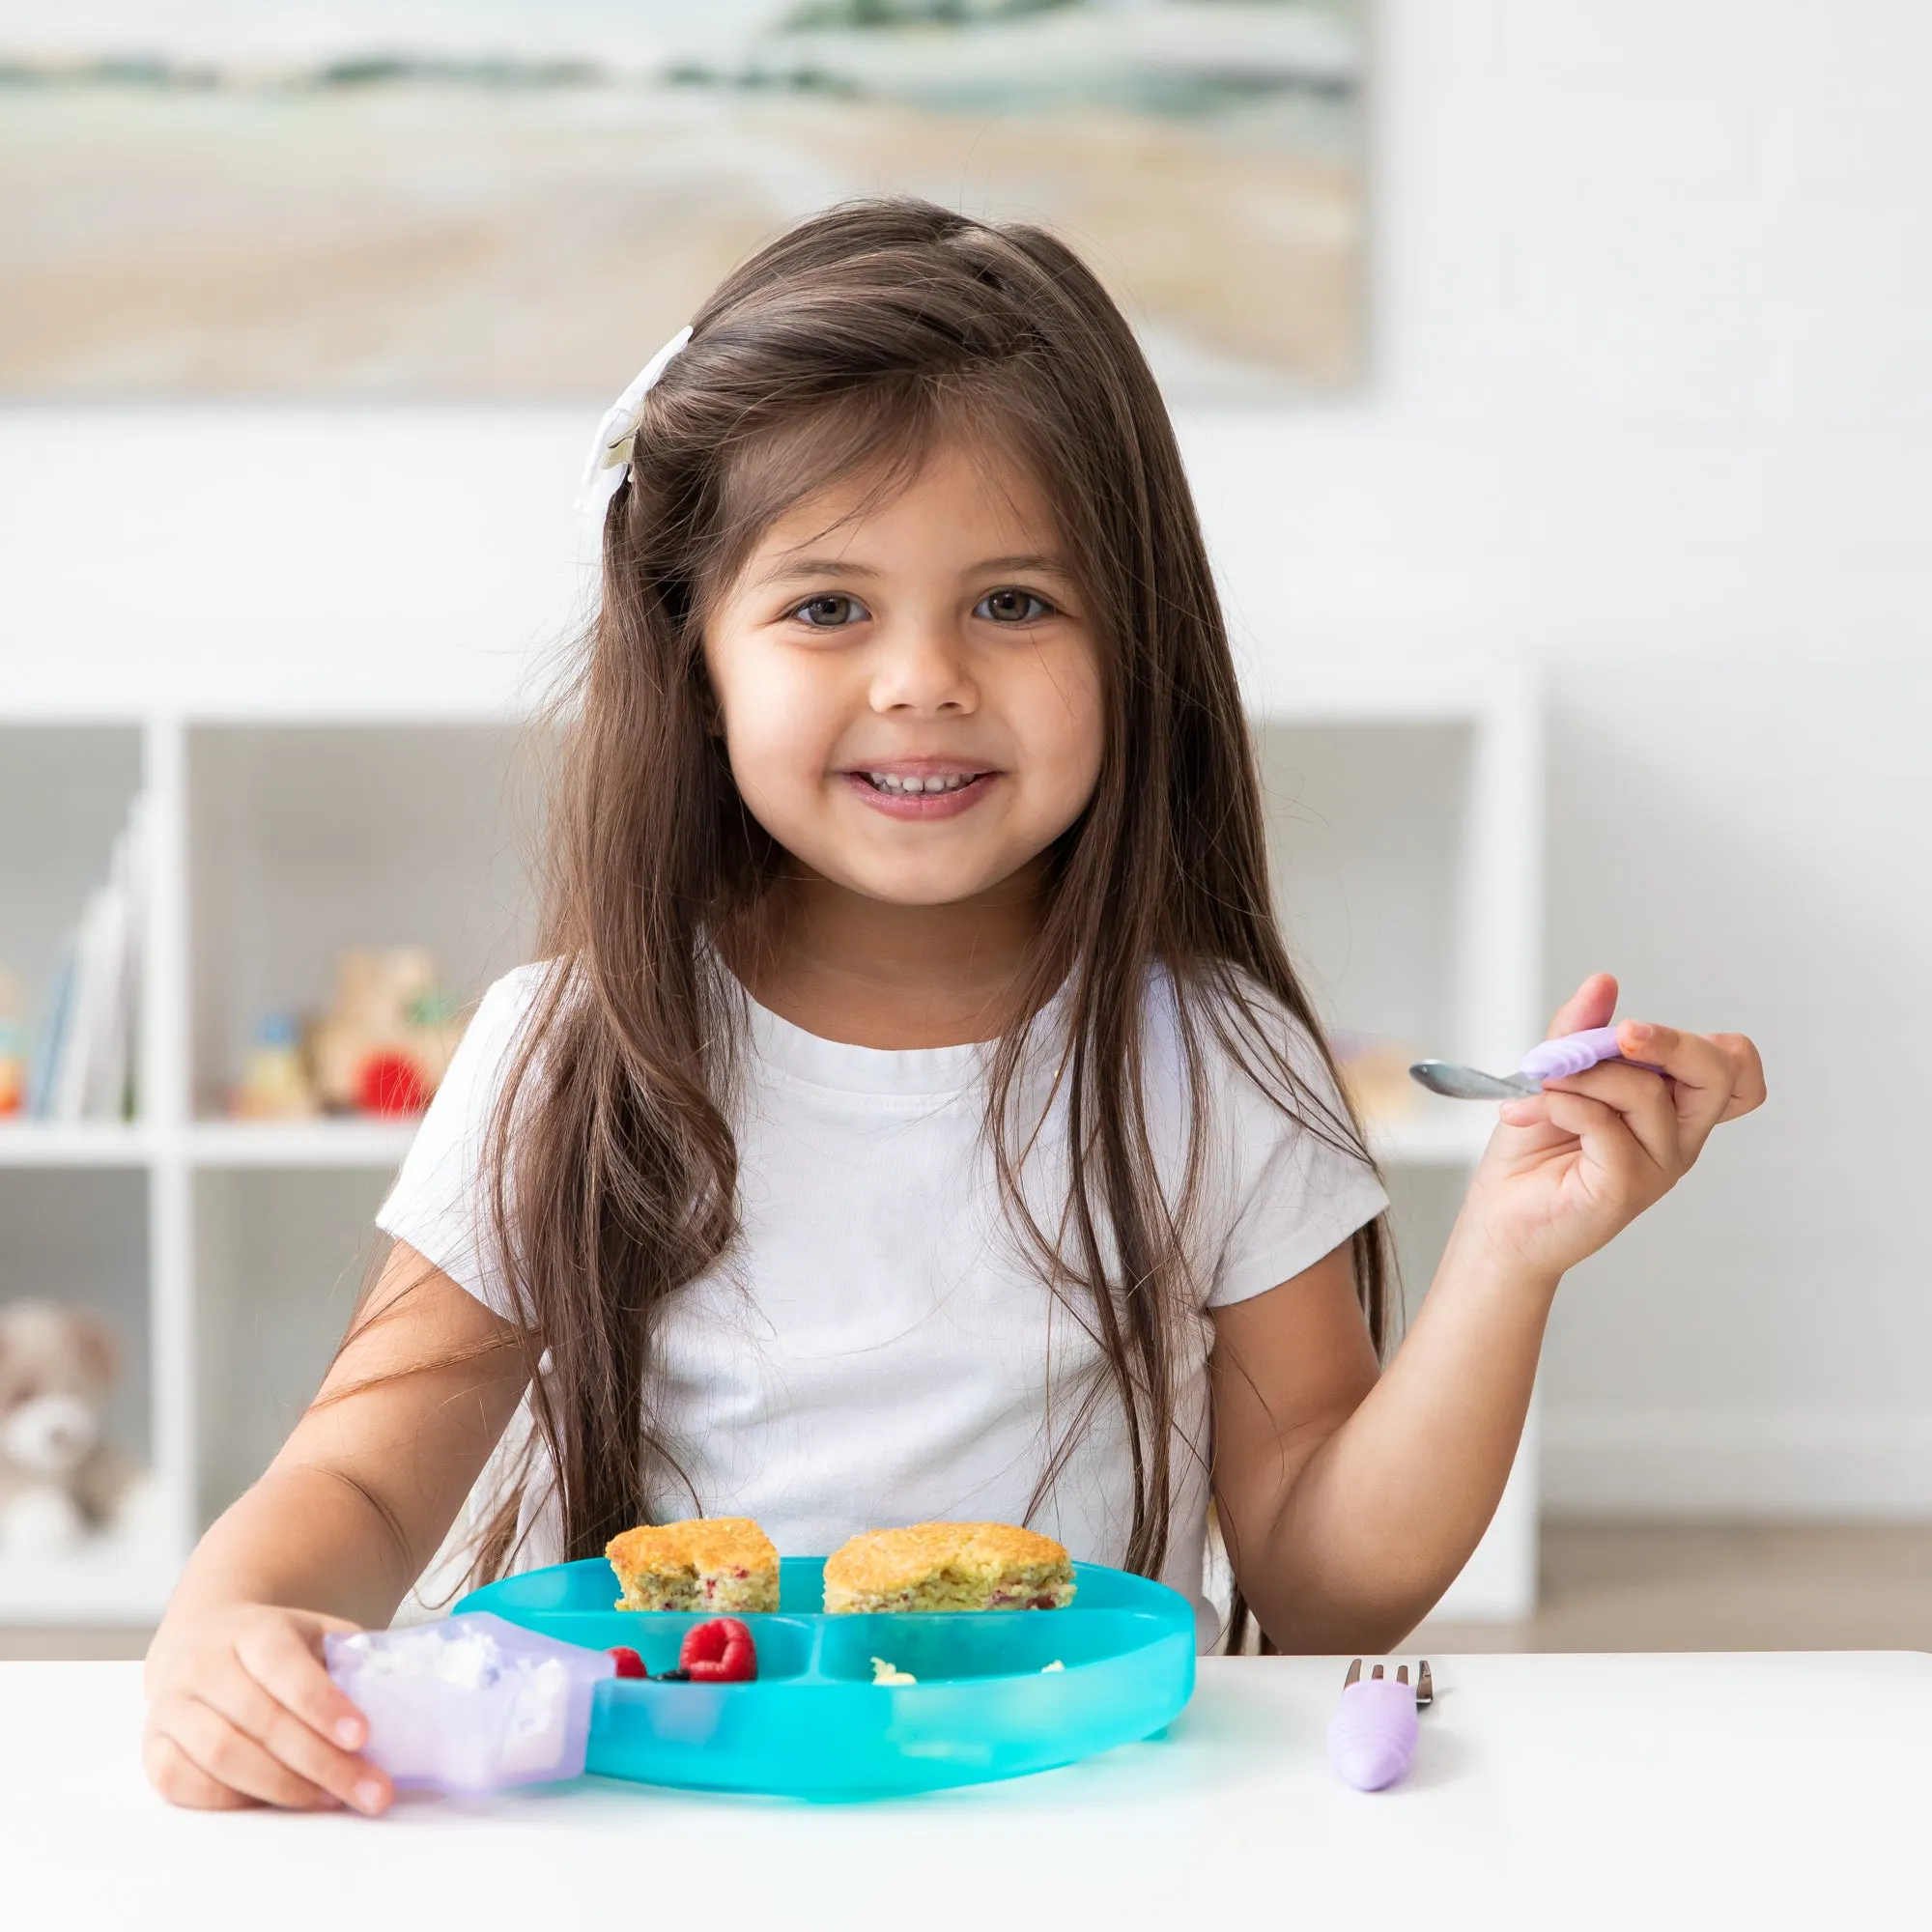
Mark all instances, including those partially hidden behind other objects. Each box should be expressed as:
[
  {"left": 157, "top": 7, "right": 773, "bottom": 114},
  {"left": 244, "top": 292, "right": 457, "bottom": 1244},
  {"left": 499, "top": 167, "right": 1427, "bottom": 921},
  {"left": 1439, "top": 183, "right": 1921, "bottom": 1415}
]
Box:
[{"left": 456, "top": 1556, "right": 1196, "bottom": 1797}]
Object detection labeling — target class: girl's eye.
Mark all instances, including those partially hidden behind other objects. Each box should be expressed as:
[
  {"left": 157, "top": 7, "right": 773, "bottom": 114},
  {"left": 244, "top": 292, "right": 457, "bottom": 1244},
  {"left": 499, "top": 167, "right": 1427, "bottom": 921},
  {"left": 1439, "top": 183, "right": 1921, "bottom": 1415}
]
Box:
[
  {"left": 791, "top": 593, "right": 869, "bottom": 628},
  {"left": 975, "top": 587, "right": 1054, "bottom": 625}
]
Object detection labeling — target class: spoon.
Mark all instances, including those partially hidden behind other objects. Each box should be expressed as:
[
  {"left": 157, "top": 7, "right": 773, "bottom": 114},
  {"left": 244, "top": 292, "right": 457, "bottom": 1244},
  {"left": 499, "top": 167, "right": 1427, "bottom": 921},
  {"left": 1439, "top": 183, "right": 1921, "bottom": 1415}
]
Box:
[{"left": 1409, "top": 1025, "right": 1639, "bottom": 1100}]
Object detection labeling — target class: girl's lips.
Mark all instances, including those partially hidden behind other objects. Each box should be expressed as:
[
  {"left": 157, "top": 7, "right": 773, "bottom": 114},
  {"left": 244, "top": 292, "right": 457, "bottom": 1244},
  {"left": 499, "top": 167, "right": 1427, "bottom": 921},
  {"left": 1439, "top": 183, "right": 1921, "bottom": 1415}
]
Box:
[{"left": 839, "top": 769, "right": 999, "bottom": 821}]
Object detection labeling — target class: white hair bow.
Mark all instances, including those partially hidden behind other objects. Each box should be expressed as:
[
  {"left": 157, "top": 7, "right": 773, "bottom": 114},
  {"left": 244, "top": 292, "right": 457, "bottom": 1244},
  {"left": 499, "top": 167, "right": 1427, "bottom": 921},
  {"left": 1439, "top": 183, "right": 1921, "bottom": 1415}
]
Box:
[{"left": 576, "top": 323, "right": 694, "bottom": 517}]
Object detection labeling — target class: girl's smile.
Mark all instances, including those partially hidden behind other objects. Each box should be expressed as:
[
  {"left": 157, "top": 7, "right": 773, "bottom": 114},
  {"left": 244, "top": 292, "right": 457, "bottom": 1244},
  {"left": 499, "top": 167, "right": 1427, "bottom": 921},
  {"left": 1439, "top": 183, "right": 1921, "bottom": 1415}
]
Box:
[{"left": 841, "top": 758, "right": 1002, "bottom": 818}]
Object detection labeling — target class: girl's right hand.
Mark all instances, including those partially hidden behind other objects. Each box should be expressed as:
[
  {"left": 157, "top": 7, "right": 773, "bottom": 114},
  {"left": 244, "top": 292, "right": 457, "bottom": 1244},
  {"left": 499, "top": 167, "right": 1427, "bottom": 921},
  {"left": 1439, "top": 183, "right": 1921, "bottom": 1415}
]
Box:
[{"left": 143, "top": 1603, "right": 394, "bottom": 1814}]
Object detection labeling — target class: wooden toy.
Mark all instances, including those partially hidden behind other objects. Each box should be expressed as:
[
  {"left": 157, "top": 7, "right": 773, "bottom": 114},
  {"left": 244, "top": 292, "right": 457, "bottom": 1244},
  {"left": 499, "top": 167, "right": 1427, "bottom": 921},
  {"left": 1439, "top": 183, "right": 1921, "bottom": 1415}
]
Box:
[
  {"left": 306, "top": 947, "right": 465, "bottom": 1116},
  {"left": 232, "top": 1012, "right": 317, "bottom": 1119}
]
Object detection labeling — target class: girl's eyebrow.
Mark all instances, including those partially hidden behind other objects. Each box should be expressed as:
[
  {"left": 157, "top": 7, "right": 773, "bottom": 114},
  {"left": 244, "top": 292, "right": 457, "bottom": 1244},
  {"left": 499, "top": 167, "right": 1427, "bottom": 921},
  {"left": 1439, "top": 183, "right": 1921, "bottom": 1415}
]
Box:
[
  {"left": 753, "top": 551, "right": 1069, "bottom": 587},
  {"left": 970, "top": 552, "right": 1070, "bottom": 579},
  {"left": 753, "top": 555, "right": 885, "bottom": 586}
]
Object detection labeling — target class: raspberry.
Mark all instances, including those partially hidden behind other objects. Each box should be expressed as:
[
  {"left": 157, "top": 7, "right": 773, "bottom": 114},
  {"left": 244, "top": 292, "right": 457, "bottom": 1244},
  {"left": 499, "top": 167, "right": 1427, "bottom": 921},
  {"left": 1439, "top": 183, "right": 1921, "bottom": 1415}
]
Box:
[
  {"left": 678, "top": 1616, "right": 757, "bottom": 1684},
  {"left": 606, "top": 1646, "right": 648, "bottom": 1680}
]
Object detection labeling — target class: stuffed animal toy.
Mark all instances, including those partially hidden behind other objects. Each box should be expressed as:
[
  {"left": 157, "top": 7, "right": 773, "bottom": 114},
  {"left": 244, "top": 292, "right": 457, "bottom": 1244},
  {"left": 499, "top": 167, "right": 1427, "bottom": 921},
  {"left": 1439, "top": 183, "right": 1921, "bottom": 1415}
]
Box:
[{"left": 0, "top": 1300, "right": 141, "bottom": 1555}]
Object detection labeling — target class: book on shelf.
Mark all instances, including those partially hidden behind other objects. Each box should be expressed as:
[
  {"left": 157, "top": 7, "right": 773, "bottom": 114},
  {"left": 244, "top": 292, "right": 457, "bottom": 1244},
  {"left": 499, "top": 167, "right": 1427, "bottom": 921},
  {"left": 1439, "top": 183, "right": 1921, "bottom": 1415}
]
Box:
[
  {"left": 23, "top": 934, "right": 75, "bottom": 1117},
  {"left": 24, "top": 792, "right": 150, "bottom": 1123}
]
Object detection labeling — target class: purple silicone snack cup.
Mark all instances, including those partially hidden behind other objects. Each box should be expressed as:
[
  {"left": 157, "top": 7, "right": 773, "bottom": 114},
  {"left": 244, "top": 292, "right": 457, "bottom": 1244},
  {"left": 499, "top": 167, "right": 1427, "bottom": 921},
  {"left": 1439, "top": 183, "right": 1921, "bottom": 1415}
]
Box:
[{"left": 325, "top": 1611, "right": 614, "bottom": 1796}]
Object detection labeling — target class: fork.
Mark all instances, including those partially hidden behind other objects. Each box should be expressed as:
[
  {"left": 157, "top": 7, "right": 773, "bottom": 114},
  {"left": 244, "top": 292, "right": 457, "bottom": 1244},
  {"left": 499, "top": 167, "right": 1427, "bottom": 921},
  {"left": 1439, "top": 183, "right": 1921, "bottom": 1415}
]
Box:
[{"left": 1327, "top": 1658, "right": 1433, "bottom": 1790}]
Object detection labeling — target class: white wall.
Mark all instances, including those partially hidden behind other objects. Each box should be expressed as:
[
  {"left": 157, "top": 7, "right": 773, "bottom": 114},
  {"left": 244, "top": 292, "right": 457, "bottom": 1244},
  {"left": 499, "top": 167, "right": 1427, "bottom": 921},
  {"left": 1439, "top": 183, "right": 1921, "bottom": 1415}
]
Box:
[
  {"left": 3, "top": 0, "right": 1928, "bottom": 1513},
  {"left": 1193, "top": 0, "right": 1932, "bottom": 1514}
]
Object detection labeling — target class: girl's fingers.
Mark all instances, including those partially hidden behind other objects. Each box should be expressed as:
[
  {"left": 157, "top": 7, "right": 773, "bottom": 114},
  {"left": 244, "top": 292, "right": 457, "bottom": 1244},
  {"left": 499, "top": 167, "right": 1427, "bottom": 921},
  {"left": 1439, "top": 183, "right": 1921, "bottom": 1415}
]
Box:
[
  {"left": 1546, "top": 1061, "right": 1684, "bottom": 1174},
  {"left": 1710, "top": 1032, "right": 1769, "bottom": 1121},
  {"left": 203, "top": 1645, "right": 386, "bottom": 1812},
  {"left": 1502, "top": 1087, "right": 1643, "bottom": 1174},
  {"left": 1616, "top": 1022, "right": 1747, "bottom": 1144},
  {"left": 151, "top": 1692, "right": 341, "bottom": 1811},
  {"left": 1535, "top": 1089, "right": 1650, "bottom": 1192},
  {"left": 234, "top": 1615, "right": 370, "bottom": 1755},
  {"left": 143, "top": 1729, "right": 253, "bottom": 1810},
  {"left": 1546, "top": 972, "right": 1618, "bottom": 1042}
]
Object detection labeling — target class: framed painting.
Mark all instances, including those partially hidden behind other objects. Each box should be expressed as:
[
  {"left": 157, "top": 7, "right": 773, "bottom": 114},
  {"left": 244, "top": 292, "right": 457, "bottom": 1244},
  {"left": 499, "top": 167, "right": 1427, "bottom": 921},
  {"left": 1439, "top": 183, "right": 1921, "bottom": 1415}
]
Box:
[{"left": 1, "top": 0, "right": 1367, "bottom": 401}]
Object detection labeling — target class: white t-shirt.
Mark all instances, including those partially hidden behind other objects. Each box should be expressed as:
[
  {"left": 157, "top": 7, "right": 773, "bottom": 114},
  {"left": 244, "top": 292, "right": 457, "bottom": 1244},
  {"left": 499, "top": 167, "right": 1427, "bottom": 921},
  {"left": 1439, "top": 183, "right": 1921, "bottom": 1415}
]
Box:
[{"left": 376, "top": 962, "right": 1387, "bottom": 1648}]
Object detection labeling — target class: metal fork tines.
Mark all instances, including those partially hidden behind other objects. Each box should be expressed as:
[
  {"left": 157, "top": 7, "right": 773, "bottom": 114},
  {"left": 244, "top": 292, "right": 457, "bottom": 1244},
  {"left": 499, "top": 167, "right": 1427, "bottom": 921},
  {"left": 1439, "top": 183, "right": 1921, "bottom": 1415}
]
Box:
[{"left": 1344, "top": 1657, "right": 1433, "bottom": 1708}]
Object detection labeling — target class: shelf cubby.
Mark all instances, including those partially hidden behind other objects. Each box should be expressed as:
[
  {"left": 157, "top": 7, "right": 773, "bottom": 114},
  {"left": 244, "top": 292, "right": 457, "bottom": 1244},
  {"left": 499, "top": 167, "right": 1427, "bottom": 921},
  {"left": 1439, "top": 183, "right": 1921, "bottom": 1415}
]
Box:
[
  {"left": 186, "top": 722, "right": 545, "bottom": 1120},
  {"left": 0, "top": 1166, "right": 151, "bottom": 1465},
  {"left": 0, "top": 1165, "right": 172, "bottom": 1621},
  {"left": 1254, "top": 703, "right": 1539, "bottom": 1172},
  {"left": 192, "top": 1165, "right": 393, "bottom": 1530},
  {"left": 0, "top": 724, "right": 146, "bottom": 1051},
  {"left": 1259, "top": 719, "right": 1475, "bottom": 1051}
]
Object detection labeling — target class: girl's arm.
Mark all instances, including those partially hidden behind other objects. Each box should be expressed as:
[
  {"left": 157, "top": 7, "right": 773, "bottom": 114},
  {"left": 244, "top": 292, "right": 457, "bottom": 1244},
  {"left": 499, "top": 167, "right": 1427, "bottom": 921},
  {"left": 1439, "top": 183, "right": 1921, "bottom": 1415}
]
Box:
[
  {"left": 1210, "top": 1227, "right": 1545, "bottom": 1651},
  {"left": 143, "top": 1240, "right": 528, "bottom": 1812},
  {"left": 1212, "top": 975, "right": 1765, "bottom": 1653}
]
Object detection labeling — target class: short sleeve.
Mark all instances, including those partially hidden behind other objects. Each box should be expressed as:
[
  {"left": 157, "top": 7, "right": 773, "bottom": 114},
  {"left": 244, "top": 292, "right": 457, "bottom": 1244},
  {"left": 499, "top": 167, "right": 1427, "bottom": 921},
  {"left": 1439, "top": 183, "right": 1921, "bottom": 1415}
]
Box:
[
  {"left": 375, "top": 964, "right": 548, "bottom": 1321},
  {"left": 1201, "top": 1000, "right": 1390, "bottom": 1311}
]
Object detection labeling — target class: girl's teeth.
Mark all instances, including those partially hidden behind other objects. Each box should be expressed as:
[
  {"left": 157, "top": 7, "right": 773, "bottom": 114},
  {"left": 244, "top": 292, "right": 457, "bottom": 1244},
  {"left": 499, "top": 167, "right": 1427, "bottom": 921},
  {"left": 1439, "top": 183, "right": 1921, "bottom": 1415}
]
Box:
[{"left": 867, "top": 772, "right": 977, "bottom": 795}]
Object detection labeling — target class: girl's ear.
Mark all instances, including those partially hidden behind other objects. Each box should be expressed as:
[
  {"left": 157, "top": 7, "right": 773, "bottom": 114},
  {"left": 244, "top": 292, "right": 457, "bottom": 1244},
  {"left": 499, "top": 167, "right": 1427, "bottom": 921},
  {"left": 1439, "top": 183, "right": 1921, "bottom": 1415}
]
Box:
[{"left": 692, "top": 639, "right": 725, "bottom": 739}]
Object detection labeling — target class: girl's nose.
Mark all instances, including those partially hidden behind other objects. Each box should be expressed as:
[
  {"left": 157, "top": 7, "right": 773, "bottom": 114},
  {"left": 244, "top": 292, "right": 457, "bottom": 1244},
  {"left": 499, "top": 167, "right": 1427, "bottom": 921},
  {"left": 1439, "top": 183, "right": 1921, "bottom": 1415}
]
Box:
[{"left": 868, "top": 621, "right": 978, "bottom": 716}]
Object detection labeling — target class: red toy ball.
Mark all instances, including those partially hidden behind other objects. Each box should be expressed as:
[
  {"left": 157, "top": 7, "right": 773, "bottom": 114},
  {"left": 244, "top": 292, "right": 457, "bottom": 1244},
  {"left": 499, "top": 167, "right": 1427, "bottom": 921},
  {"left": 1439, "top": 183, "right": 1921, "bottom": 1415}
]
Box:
[{"left": 356, "top": 1050, "right": 431, "bottom": 1117}]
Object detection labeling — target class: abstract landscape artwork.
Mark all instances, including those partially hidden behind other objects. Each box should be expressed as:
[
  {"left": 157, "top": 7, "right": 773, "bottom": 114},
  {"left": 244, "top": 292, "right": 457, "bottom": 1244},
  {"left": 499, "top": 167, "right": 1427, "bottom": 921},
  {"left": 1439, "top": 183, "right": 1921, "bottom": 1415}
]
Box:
[{"left": 0, "top": 1, "right": 1368, "bottom": 401}]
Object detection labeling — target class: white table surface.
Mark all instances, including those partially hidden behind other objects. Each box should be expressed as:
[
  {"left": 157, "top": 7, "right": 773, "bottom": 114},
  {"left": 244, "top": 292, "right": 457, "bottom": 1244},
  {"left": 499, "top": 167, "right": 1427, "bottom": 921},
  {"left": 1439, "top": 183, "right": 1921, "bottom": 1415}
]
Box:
[{"left": 7, "top": 1652, "right": 1926, "bottom": 1930}]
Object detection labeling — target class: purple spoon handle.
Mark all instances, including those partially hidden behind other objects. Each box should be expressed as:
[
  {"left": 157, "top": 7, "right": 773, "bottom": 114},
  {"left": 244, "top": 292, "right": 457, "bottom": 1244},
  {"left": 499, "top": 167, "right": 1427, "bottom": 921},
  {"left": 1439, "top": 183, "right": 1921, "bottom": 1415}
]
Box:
[{"left": 1517, "top": 1025, "right": 1627, "bottom": 1085}]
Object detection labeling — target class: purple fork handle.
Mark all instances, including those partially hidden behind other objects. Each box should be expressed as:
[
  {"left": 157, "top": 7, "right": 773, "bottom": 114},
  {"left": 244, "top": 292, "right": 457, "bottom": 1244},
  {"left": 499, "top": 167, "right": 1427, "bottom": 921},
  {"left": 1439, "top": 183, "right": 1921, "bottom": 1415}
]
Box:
[
  {"left": 1517, "top": 1025, "right": 1628, "bottom": 1085},
  {"left": 1328, "top": 1677, "right": 1419, "bottom": 1791}
]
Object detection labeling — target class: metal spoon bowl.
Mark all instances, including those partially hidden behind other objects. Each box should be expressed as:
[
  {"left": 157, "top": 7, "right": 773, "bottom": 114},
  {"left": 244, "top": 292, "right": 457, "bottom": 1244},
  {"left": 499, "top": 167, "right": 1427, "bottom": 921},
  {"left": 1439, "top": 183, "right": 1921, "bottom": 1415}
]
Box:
[{"left": 1407, "top": 1061, "right": 1539, "bottom": 1101}]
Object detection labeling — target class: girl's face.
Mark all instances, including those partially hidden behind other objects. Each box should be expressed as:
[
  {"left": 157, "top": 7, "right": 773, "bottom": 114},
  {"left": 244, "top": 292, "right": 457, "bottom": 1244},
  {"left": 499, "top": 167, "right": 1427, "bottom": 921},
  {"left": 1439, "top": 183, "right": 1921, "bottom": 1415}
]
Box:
[{"left": 702, "top": 437, "right": 1104, "bottom": 910}]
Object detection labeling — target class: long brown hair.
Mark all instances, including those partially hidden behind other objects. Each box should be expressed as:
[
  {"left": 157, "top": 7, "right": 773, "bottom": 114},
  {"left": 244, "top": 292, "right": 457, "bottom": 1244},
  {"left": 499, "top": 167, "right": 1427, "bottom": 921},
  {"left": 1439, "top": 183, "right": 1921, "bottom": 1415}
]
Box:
[{"left": 472, "top": 198, "right": 1392, "bottom": 1619}]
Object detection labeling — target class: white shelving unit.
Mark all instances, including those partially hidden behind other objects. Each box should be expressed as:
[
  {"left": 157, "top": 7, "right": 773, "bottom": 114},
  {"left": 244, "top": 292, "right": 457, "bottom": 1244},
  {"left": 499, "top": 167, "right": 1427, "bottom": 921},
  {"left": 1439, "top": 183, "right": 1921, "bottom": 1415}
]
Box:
[
  {"left": 0, "top": 678, "right": 1540, "bottom": 1626},
  {"left": 1252, "top": 679, "right": 1544, "bottom": 1620},
  {"left": 0, "top": 705, "right": 546, "bottom": 1623}
]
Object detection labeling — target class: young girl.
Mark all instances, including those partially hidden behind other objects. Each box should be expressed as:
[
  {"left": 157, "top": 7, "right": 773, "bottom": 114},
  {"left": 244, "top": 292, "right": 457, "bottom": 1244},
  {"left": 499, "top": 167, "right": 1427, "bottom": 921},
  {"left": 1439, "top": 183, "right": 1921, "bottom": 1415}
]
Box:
[{"left": 143, "top": 199, "right": 1763, "bottom": 1815}]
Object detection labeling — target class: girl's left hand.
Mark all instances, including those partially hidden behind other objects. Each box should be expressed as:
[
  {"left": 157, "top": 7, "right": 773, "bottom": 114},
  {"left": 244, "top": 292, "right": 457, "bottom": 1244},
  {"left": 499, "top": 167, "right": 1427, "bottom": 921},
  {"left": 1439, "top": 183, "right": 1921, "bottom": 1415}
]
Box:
[{"left": 1463, "top": 972, "right": 1766, "bottom": 1286}]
